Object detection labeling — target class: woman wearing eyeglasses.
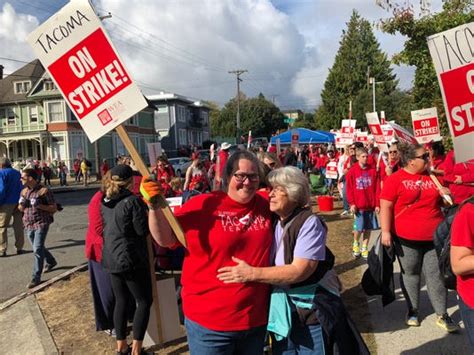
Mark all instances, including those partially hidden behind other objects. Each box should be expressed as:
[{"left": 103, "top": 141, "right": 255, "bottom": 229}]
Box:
[
  {"left": 143, "top": 150, "right": 273, "bottom": 354},
  {"left": 380, "top": 142, "right": 459, "bottom": 332},
  {"left": 379, "top": 142, "right": 400, "bottom": 188}
]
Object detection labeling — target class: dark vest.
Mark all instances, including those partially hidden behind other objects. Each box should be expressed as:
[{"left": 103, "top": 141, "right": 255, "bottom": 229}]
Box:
[{"left": 279, "top": 207, "right": 335, "bottom": 288}]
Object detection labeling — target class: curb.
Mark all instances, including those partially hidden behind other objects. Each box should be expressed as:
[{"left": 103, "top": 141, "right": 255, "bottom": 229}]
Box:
[{"left": 0, "top": 263, "right": 88, "bottom": 311}]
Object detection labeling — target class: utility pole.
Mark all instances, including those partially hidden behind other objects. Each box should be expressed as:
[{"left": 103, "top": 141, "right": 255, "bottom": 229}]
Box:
[
  {"left": 228, "top": 69, "right": 247, "bottom": 144},
  {"left": 370, "top": 77, "right": 376, "bottom": 112}
]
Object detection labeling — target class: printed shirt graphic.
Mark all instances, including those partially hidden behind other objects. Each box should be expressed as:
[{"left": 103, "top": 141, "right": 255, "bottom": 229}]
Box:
[
  {"left": 175, "top": 191, "right": 272, "bottom": 331},
  {"left": 346, "top": 164, "right": 380, "bottom": 210},
  {"left": 380, "top": 169, "right": 444, "bottom": 241}
]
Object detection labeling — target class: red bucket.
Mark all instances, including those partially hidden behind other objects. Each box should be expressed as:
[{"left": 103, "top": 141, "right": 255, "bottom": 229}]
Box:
[{"left": 317, "top": 196, "right": 334, "bottom": 212}]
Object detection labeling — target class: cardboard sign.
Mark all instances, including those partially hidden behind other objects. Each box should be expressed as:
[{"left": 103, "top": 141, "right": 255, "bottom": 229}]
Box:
[
  {"left": 147, "top": 142, "right": 162, "bottom": 167},
  {"left": 26, "top": 0, "right": 147, "bottom": 143},
  {"left": 341, "top": 119, "right": 356, "bottom": 138},
  {"left": 325, "top": 161, "right": 338, "bottom": 179},
  {"left": 355, "top": 131, "right": 368, "bottom": 143},
  {"left": 389, "top": 122, "right": 418, "bottom": 145},
  {"left": 381, "top": 124, "right": 395, "bottom": 143},
  {"left": 291, "top": 130, "right": 299, "bottom": 148},
  {"left": 411, "top": 107, "right": 441, "bottom": 143},
  {"left": 427, "top": 23, "right": 474, "bottom": 163},
  {"left": 365, "top": 112, "right": 388, "bottom": 152}
]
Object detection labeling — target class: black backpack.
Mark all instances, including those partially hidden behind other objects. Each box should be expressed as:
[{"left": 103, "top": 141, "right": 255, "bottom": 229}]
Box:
[
  {"left": 85, "top": 159, "right": 92, "bottom": 168},
  {"left": 433, "top": 198, "right": 474, "bottom": 290}
]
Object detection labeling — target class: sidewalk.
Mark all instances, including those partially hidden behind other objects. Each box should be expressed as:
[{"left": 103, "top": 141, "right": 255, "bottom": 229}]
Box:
[
  {"left": 365, "top": 232, "right": 471, "bottom": 354},
  {"left": 46, "top": 177, "right": 100, "bottom": 194}
]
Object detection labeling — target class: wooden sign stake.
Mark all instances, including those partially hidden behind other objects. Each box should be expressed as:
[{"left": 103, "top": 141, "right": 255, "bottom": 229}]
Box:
[
  {"left": 115, "top": 124, "right": 186, "bottom": 344},
  {"left": 429, "top": 174, "right": 454, "bottom": 206}
]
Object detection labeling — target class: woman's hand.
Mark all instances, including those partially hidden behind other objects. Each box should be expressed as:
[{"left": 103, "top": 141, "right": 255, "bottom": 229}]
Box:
[
  {"left": 381, "top": 231, "right": 392, "bottom": 247},
  {"left": 217, "top": 257, "right": 254, "bottom": 284}
]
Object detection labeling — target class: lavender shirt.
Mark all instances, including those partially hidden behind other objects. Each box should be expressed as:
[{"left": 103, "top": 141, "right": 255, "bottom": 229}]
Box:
[{"left": 272, "top": 215, "right": 327, "bottom": 266}]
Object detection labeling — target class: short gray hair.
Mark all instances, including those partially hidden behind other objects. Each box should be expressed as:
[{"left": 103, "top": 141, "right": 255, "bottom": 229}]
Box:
[{"left": 267, "top": 166, "right": 310, "bottom": 207}]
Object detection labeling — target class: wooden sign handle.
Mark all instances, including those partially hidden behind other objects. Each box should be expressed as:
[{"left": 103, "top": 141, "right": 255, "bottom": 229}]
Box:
[
  {"left": 429, "top": 174, "right": 454, "bottom": 206},
  {"left": 115, "top": 125, "right": 187, "bottom": 247}
]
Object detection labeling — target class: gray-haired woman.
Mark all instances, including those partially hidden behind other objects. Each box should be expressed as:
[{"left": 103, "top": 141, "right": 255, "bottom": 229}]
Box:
[{"left": 217, "top": 166, "right": 331, "bottom": 354}]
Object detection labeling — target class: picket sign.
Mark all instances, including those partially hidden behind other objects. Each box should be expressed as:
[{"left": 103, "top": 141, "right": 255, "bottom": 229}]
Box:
[
  {"left": 147, "top": 142, "right": 162, "bottom": 167},
  {"left": 411, "top": 107, "right": 442, "bottom": 143},
  {"left": 325, "top": 161, "right": 338, "bottom": 179},
  {"left": 427, "top": 22, "right": 474, "bottom": 163},
  {"left": 365, "top": 112, "right": 389, "bottom": 152},
  {"left": 341, "top": 119, "right": 356, "bottom": 138},
  {"left": 381, "top": 123, "right": 395, "bottom": 143},
  {"left": 26, "top": 0, "right": 183, "bottom": 345},
  {"left": 291, "top": 129, "right": 300, "bottom": 148},
  {"left": 388, "top": 122, "right": 418, "bottom": 145},
  {"left": 355, "top": 131, "right": 368, "bottom": 143}
]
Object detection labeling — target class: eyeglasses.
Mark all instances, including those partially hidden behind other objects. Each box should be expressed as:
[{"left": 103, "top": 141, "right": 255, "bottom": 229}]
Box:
[
  {"left": 233, "top": 173, "right": 259, "bottom": 183},
  {"left": 20, "top": 177, "right": 27, "bottom": 181},
  {"left": 414, "top": 153, "right": 430, "bottom": 161},
  {"left": 389, "top": 150, "right": 398, "bottom": 154}
]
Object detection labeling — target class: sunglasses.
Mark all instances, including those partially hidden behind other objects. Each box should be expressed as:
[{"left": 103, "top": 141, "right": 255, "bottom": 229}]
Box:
[
  {"left": 414, "top": 152, "right": 430, "bottom": 161},
  {"left": 233, "top": 173, "right": 259, "bottom": 183},
  {"left": 389, "top": 150, "right": 398, "bottom": 154}
]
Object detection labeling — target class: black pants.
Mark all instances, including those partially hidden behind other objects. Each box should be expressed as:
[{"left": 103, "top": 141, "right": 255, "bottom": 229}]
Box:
[{"left": 109, "top": 268, "right": 153, "bottom": 341}]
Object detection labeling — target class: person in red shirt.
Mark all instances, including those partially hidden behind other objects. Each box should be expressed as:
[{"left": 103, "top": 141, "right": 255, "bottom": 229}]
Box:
[
  {"left": 451, "top": 197, "right": 474, "bottom": 350},
  {"left": 380, "top": 142, "right": 459, "bottom": 332},
  {"left": 99, "top": 159, "right": 109, "bottom": 180},
  {"left": 443, "top": 150, "right": 474, "bottom": 204},
  {"left": 346, "top": 147, "right": 380, "bottom": 259},
  {"left": 143, "top": 151, "right": 272, "bottom": 353},
  {"left": 427, "top": 141, "right": 446, "bottom": 176},
  {"left": 214, "top": 142, "right": 231, "bottom": 190}
]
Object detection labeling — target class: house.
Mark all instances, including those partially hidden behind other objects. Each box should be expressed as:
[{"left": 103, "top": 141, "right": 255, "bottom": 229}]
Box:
[
  {"left": 148, "top": 92, "right": 211, "bottom": 157},
  {"left": 0, "top": 60, "right": 158, "bottom": 171}
]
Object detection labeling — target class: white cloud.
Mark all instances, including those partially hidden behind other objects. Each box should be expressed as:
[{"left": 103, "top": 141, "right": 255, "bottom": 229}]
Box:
[{"left": 0, "top": 3, "right": 37, "bottom": 74}]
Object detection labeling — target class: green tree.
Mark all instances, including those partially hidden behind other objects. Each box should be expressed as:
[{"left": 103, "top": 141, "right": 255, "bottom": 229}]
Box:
[
  {"left": 293, "top": 111, "right": 317, "bottom": 130},
  {"left": 380, "top": 0, "right": 473, "bottom": 138},
  {"left": 212, "top": 93, "right": 286, "bottom": 138},
  {"left": 316, "top": 10, "right": 398, "bottom": 129}
]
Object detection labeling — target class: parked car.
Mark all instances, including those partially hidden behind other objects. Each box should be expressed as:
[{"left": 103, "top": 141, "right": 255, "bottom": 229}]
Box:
[{"left": 168, "top": 157, "right": 192, "bottom": 177}]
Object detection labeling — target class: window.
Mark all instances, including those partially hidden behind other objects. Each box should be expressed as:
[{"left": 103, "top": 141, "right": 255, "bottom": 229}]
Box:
[
  {"left": 178, "top": 129, "right": 187, "bottom": 145},
  {"left": 3, "top": 108, "right": 16, "bottom": 125},
  {"left": 177, "top": 105, "right": 187, "bottom": 122},
  {"left": 129, "top": 114, "right": 138, "bottom": 126},
  {"left": 44, "top": 80, "right": 55, "bottom": 91},
  {"left": 14, "top": 81, "right": 31, "bottom": 94},
  {"left": 201, "top": 111, "right": 209, "bottom": 125},
  {"left": 157, "top": 105, "right": 168, "bottom": 114},
  {"left": 51, "top": 135, "right": 66, "bottom": 161},
  {"left": 47, "top": 102, "right": 63, "bottom": 122},
  {"left": 29, "top": 106, "right": 38, "bottom": 123}
]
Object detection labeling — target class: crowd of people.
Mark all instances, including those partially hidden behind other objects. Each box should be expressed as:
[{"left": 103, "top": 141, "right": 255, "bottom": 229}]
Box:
[{"left": 1, "top": 135, "right": 473, "bottom": 354}]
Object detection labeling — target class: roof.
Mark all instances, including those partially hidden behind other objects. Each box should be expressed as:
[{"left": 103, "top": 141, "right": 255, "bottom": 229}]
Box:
[
  {"left": 0, "top": 59, "right": 45, "bottom": 104},
  {"left": 147, "top": 92, "right": 209, "bottom": 109}
]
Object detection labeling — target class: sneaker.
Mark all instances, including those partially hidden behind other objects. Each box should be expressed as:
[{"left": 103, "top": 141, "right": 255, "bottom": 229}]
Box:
[
  {"left": 340, "top": 210, "right": 349, "bottom": 216},
  {"left": 352, "top": 241, "right": 361, "bottom": 257},
  {"left": 27, "top": 280, "right": 40, "bottom": 289},
  {"left": 406, "top": 311, "right": 420, "bottom": 327},
  {"left": 436, "top": 314, "right": 460, "bottom": 333},
  {"left": 361, "top": 246, "right": 369, "bottom": 259},
  {"left": 43, "top": 261, "right": 57, "bottom": 273}
]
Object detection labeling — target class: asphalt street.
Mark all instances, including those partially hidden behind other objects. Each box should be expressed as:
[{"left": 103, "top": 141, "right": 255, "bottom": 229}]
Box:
[{"left": 0, "top": 188, "right": 97, "bottom": 302}]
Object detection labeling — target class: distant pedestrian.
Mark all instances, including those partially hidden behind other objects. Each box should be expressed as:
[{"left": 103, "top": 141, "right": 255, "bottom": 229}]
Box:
[
  {"left": 81, "top": 158, "right": 91, "bottom": 186},
  {"left": 0, "top": 157, "right": 25, "bottom": 257},
  {"left": 42, "top": 163, "right": 52, "bottom": 187},
  {"left": 57, "top": 162, "right": 68, "bottom": 186},
  {"left": 18, "top": 169, "right": 58, "bottom": 288},
  {"left": 73, "top": 159, "right": 82, "bottom": 183},
  {"left": 214, "top": 142, "right": 231, "bottom": 190},
  {"left": 100, "top": 159, "right": 109, "bottom": 179},
  {"left": 346, "top": 147, "right": 380, "bottom": 259}
]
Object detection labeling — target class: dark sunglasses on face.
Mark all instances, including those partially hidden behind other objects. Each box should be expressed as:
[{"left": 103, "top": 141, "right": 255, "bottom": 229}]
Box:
[
  {"left": 233, "top": 173, "right": 259, "bottom": 183},
  {"left": 414, "top": 152, "right": 430, "bottom": 161},
  {"left": 389, "top": 150, "right": 398, "bottom": 154}
]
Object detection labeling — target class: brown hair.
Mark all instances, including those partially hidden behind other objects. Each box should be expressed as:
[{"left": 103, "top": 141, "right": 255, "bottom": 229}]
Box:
[{"left": 398, "top": 142, "right": 423, "bottom": 167}]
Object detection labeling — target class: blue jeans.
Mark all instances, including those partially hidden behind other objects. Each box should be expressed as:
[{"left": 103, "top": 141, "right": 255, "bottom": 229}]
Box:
[
  {"left": 342, "top": 181, "right": 349, "bottom": 211},
  {"left": 272, "top": 323, "right": 325, "bottom": 355},
  {"left": 458, "top": 296, "right": 474, "bottom": 350},
  {"left": 185, "top": 318, "right": 266, "bottom": 355},
  {"left": 25, "top": 226, "right": 55, "bottom": 282}
]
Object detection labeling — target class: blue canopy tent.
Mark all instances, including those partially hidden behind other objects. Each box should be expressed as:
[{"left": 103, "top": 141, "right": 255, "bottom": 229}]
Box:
[{"left": 270, "top": 128, "right": 335, "bottom": 145}]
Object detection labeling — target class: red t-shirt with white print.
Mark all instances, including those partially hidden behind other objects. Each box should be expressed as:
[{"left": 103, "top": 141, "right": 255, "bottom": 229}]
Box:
[
  {"left": 380, "top": 169, "right": 444, "bottom": 241},
  {"left": 451, "top": 202, "right": 474, "bottom": 308},
  {"left": 175, "top": 191, "right": 272, "bottom": 331}
]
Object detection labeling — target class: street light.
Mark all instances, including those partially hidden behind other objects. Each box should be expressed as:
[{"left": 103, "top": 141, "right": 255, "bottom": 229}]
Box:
[{"left": 369, "top": 77, "right": 383, "bottom": 112}]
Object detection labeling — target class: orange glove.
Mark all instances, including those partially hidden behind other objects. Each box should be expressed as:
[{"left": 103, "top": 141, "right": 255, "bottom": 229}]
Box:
[{"left": 140, "top": 175, "right": 162, "bottom": 206}]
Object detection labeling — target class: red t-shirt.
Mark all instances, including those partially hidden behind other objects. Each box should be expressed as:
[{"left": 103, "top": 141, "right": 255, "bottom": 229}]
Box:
[
  {"left": 345, "top": 163, "right": 380, "bottom": 210},
  {"left": 451, "top": 202, "right": 474, "bottom": 308},
  {"left": 443, "top": 150, "right": 474, "bottom": 204},
  {"left": 380, "top": 169, "right": 444, "bottom": 241},
  {"left": 175, "top": 191, "right": 272, "bottom": 331}
]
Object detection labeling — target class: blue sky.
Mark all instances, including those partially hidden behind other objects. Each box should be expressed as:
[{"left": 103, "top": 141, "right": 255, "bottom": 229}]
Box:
[{"left": 0, "top": 0, "right": 444, "bottom": 111}]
